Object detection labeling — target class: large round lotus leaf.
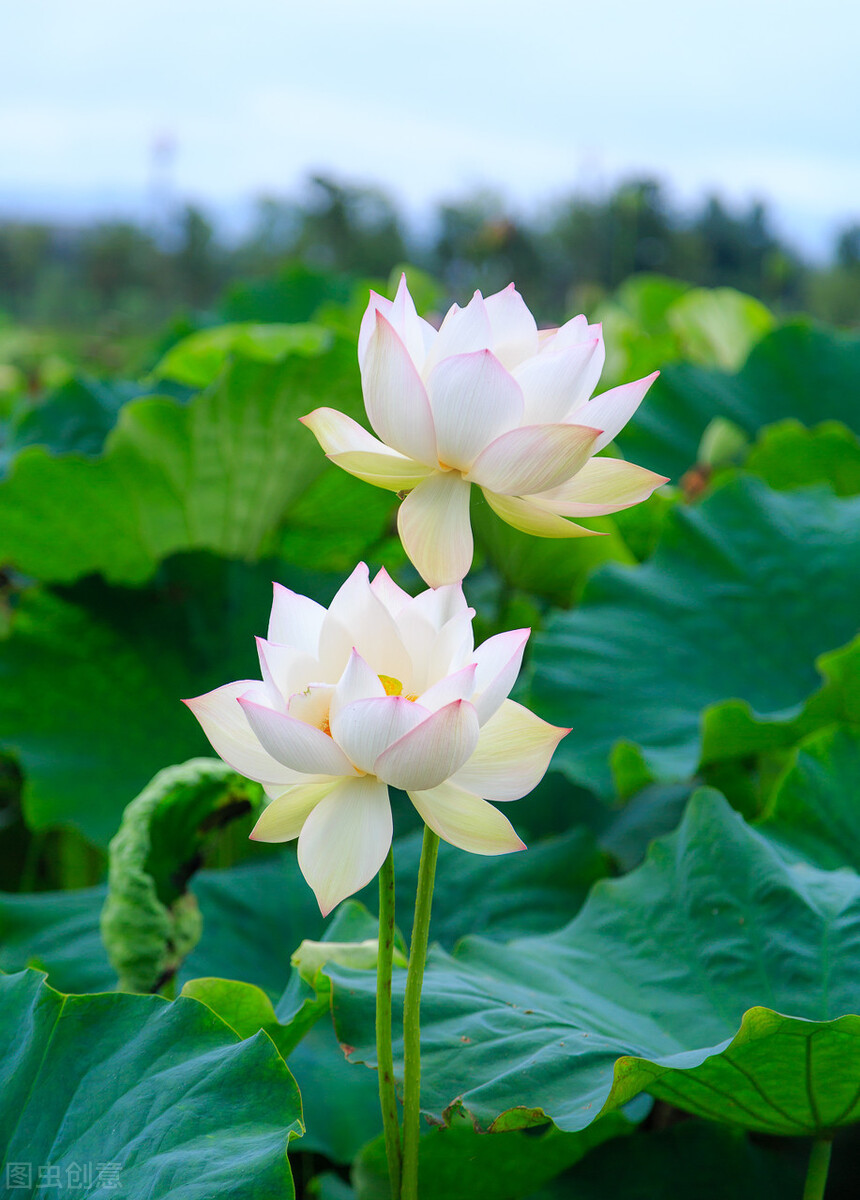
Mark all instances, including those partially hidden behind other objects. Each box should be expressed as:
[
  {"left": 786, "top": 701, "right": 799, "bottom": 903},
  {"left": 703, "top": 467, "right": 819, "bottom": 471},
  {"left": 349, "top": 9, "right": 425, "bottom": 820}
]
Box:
[
  {"left": 0, "top": 339, "right": 381, "bottom": 584},
  {"left": 530, "top": 476, "right": 860, "bottom": 796},
  {"left": 759, "top": 725, "right": 860, "bottom": 871},
  {"left": 746, "top": 420, "right": 860, "bottom": 497},
  {"left": 0, "top": 554, "right": 344, "bottom": 845},
  {"left": 617, "top": 321, "right": 860, "bottom": 479},
  {"left": 326, "top": 791, "right": 860, "bottom": 1136},
  {"left": 0, "top": 970, "right": 302, "bottom": 1198}
]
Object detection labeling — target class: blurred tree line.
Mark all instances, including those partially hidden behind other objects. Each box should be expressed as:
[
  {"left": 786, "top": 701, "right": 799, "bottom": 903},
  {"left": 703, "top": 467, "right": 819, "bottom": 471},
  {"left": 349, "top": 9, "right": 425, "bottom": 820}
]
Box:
[{"left": 1, "top": 174, "right": 859, "bottom": 335}]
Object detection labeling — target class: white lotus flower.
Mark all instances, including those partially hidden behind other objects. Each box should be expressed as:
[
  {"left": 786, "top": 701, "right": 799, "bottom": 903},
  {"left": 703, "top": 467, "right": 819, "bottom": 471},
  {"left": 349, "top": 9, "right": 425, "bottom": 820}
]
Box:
[
  {"left": 301, "top": 277, "right": 668, "bottom": 587},
  {"left": 184, "top": 564, "right": 567, "bottom": 914}
]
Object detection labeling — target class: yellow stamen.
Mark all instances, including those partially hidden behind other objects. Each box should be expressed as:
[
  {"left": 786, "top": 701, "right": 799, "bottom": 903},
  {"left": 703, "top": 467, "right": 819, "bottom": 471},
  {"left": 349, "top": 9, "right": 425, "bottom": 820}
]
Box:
[{"left": 378, "top": 675, "right": 403, "bottom": 696}]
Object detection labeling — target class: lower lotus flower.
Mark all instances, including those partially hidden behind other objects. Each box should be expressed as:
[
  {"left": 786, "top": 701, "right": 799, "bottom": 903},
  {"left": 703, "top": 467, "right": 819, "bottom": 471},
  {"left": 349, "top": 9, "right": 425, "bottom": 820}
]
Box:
[{"left": 183, "top": 563, "right": 567, "bottom": 914}]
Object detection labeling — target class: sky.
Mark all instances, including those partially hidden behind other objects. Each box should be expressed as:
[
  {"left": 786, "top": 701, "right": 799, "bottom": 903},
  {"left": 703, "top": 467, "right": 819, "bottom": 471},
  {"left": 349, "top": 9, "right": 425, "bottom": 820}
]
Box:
[{"left": 1, "top": 0, "right": 858, "bottom": 257}]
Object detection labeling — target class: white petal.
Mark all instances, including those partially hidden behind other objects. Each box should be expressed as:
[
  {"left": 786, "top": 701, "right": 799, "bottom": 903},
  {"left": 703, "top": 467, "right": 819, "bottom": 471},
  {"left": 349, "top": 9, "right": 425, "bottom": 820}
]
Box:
[
  {"left": 450, "top": 698, "right": 568, "bottom": 801},
  {"left": 256, "top": 638, "right": 318, "bottom": 706},
  {"left": 268, "top": 583, "right": 327, "bottom": 655},
  {"left": 482, "top": 490, "right": 601, "bottom": 538},
  {"left": 300, "top": 406, "right": 430, "bottom": 491},
  {"left": 513, "top": 339, "right": 603, "bottom": 424},
  {"left": 397, "top": 471, "right": 473, "bottom": 588},
  {"left": 361, "top": 313, "right": 438, "bottom": 464},
  {"left": 427, "top": 349, "right": 524, "bottom": 471},
  {"left": 407, "top": 582, "right": 470, "bottom": 631},
  {"left": 358, "top": 290, "right": 394, "bottom": 370},
  {"left": 329, "top": 647, "right": 386, "bottom": 728},
  {"left": 483, "top": 283, "right": 540, "bottom": 369},
  {"left": 550, "top": 315, "right": 602, "bottom": 350},
  {"left": 250, "top": 780, "right": 339, "bottom": 842},
  {"left": 408, "top": 781, "right": 526, "bottom": 855},
  {"left": 328, "top": 450, "right": 431, "bottom": 492},
  {"left": 575, "top": 372, "right": 659, "bottom": 451},
  {"left": 288, "top": 683, "right": 336, "bottom": 728},
  {"left": 530, "top": 457, "right": 669, "bottom": 516},
  {"left": 298, "top": 776, "right": 393, "bottom": 914},
  {"left": 470, "top": 629, "right": 530, "bottom": 724},
  {"left": 332, "top": 696, "right": 430, "bottom": 773},
  {"left": 421, "top": 291, "right": 493, "bottom": 376},
  {"left": 466, "top": 424, "right": 602, "bottom": 495},
  {"left": 416, "top": 663, "right": 478, "bottom": 713},
  {"left": 373, "top": 699, "right": 480, "bottom": 791},
  {"left": 320, "top": 563, "right": 413, "bottom": 683},
  {"left": 392, "top": 591, "right": 472, "bottom": 693},
  {"left": 183, "top": 682, "right": 308, "bottom": 785},
  {"left": 238, "top": 697, "right": 355, "bottom": 776},
  {"left": 388, "top": 273, "right": 437, "bottom": 372},
  {"left": 370, "top": 567, "right": 413, "bottom": 616}
]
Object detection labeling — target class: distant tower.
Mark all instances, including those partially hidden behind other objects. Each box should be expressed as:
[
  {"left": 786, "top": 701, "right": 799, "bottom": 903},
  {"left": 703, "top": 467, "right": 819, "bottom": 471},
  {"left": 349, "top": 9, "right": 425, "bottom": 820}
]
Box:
[{"left": 148, "top": 131, "right": 178, "bottom": 241}]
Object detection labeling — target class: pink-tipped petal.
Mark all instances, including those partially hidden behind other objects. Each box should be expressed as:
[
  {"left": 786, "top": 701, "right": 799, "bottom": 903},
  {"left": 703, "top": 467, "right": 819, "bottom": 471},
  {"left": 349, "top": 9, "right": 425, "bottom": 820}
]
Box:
[
  {"left": 358, "top": 290, "right": 394, "bottom": 369},
  {"left": 408, "top": 781, "right": 526, "bottom": 855},
  {"left": 483, "top": 283, "right": 540, "bottom": 369},
  {"left": 183, "top": 681, "right": 307, "bottom": 785},
  {"left": 370, "top": 566, "right": 413, "bottom": 617},
  {"left": 256, "top": 638, "right": 318, "bottom": 707},
  {"left": 427, "top": 348, "right": 524, "bottom": 471},
  {"left": 301, "top": 407, "right": 430, "bottom": 491},
  {"left": 416, "top": 663, "right": 478, "bottom": 713},
  {"left": 373, "top": 699, "right": 480, "bottom": 791},
  {"left": 466, "top": 423, "right": 602, "bottom": 496},
  {"left": 362, "top": 313, "right": 437, "bottom": 465},
  {"left": 470, "top": 629, "right": 530, "bottom": 724},
  {"left": 331, "top": 695, "right": 430, "bottom": 774},
  {"left": 320, "top": 563, "right": 412, "bottom": 683},
  {"left": 268, "top": 583, "right": 327, "bottom": 655},
  {"left": 529, "top": 457, "right": 669, "bottom": 516},
  {"left": 329, "top": 648, "right": 386, "bottom": 728},
  {"left": 297, "top": 776, "right": 393, "bottom": 915},
  {"left": 238, "top": 697, "right": 355, "bottom": 777},
  {"left": 422, "top": 290, "right": 493, "bottom": 375},
  {"left": 551, "top": 315, "right": 602, "bottom": 350},
  {"left": 250, "top": 780, "right": 339, "bottom": 842},
  {"left": 513, "top": 339, "right": 604, "bottom": 424},
  {"left": 575, "top": 372, "right": 659, "bottom": 451},
  {"left": 327, "top": 450, "right": 431, "bottom": 492},
  {"left": 388, "top": 273, "right": 437, "bottom": 370},
  {"left": 397, "top": 471, "right": 473, "bottom": 588},
  {"left": 482, "top": 489, "right": 602, "bottom": 538},
  {"left": 450, "top": 698, "right": 568, "bottom": 801}
]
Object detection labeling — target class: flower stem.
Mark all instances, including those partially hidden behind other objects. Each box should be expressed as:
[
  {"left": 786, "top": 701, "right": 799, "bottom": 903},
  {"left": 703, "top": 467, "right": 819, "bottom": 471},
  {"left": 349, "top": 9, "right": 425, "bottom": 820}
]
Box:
[
  {"left": 803, "top": 1137, "right": 833, "bottom": 1200},
  {"left": 376, "top": 846, "right": 402, "bottom": 1199},
  {"left": 401, "top": 826, "right": 439, "bottom": 1200}
]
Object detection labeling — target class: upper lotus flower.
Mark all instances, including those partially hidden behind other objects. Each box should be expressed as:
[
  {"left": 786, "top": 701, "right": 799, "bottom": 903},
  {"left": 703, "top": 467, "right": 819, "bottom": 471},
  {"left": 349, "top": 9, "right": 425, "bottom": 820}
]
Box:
[
  {"left": 301, "top": 277, "right": 668, "bottom": 587},
  {"left": 183, "top": 564, "right": 567, "bottom": 914}
]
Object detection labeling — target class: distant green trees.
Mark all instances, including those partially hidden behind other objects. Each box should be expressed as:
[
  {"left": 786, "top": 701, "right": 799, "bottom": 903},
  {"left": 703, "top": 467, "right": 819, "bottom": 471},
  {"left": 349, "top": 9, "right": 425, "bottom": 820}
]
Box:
[{"left": 0, "top": 174, "right": 857, "bottom": 332}]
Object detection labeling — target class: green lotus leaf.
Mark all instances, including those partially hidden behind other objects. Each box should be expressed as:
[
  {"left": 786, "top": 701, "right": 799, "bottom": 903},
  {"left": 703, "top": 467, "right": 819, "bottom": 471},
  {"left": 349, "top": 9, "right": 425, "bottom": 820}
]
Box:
[
  {"left": 101, "top": 758, "right": 263, "bottom": 993},
  {"left": 746, "top": 419, "right": 860, "bottom": 497},
  {"left": 153, "top": 321, "right": 330, "bottom": 387},
  {"left": 0, "top": 555, "right": 342, "bottom": 845},
  {"left": 759, "top": 725, "right": 860, "bottom": 871},
  {"left": 531, "top": 476, "right": 860, "bottom": 796},
  {"left": 352, "top": 1111, "right": 634, "bottom": 1200},
  {"left": 0, "top": 338, "right": 365, "bottom": 584},
  {"left": 0, "top": 969, "right": 302, "bottom": 1198},
  {"left": 326, "top": 791, "right": 860, "bottom": 1136},
  {"left": 537, "top": 1120, "right": 806, "bottom": 1200},
  {"left": 618, "top": 321, "right": 860, "bottom": 479}
]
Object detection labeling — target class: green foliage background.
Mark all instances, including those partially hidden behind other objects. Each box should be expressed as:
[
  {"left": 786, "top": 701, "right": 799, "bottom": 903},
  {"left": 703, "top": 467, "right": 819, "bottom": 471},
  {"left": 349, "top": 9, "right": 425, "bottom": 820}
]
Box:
[{"left": 0, "top": 263, "right": 858, "bottom": 1198}]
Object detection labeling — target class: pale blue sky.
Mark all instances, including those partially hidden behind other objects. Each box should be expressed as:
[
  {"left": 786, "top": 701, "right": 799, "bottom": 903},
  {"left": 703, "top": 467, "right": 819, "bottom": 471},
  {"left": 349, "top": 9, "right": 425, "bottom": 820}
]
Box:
[{"left": 2, "top": 0, "right": 858, "bottom": 254}]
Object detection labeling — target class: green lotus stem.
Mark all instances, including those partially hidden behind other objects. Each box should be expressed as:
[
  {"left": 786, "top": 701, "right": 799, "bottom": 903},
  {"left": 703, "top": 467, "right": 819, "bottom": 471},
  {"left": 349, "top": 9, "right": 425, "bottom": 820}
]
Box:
[
  {"left": 401, "top": 826, "right": 440, "bottom": 1200},
  {"left": 803, "top": 1137, "right": 833, "bottom": 1200},
  {"left": 376, "top": 846, "right": 402, "bottom": 1198}
]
